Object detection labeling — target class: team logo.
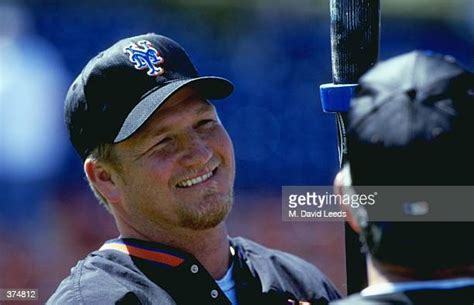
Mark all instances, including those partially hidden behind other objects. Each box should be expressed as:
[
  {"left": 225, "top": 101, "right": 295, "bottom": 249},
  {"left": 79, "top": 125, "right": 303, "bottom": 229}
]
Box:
[{"left": 124, "top": 40, "right": 164, "bottom": 76}]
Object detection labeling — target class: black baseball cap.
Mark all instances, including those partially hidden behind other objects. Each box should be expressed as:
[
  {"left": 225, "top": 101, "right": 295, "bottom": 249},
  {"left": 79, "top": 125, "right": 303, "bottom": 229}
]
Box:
[
  {"left": 346, "top": 51, "right": 474, "bottom": 269},
  {"left": 65, "top": 33, "right": 234, "bottom": 161},
  {"left": 348, "top": 50, "right": 474, "bottom": 185}
]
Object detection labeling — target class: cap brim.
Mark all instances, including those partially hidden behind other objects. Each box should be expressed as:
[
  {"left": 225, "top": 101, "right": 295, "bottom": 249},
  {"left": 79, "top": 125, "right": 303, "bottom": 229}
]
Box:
[{"left": 114, "top": 76, "right": 233, "bottom": 142}]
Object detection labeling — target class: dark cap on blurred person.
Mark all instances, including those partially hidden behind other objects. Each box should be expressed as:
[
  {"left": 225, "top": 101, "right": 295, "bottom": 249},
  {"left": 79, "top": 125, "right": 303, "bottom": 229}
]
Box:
[
  {"left": 346, "top": 50, "right": 474, "bottom": 270},
  {"left": 348, "top": 50, "right": 474, "bottom": 185},
  {"left": 65, "top": 33, "right": 234, "bottom": 161}
]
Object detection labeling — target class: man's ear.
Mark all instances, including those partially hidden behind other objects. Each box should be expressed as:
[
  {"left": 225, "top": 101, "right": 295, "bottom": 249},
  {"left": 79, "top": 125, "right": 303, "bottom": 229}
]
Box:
[
  {"left": 334, "top": 168, "right": 362, "bottom": 234},
  {"left": 84, "top": 158, "right": 122, "bottom": 204}
]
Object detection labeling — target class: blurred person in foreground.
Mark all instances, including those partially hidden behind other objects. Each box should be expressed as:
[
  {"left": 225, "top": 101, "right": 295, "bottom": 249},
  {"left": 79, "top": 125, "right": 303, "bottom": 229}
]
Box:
[
  {"left": 0, "top": 2, "right": 68, "bottom": 228},
  {"left": 332, "top": 51, "right": 474, "bottom": 304},
  {"left": 47, "top": 33, "right": 340, "bottom": 305}
]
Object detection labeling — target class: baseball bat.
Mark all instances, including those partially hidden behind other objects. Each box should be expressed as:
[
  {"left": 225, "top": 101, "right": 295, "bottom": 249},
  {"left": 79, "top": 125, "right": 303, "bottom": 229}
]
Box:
[{"left": 327, "top": 0, "right": 380, "bottom": 295}]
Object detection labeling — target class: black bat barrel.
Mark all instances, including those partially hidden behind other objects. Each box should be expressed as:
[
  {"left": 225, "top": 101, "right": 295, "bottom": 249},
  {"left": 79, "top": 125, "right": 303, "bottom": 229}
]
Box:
[{"left": 330, "top": 0, "right": 380, "bottom": 84}]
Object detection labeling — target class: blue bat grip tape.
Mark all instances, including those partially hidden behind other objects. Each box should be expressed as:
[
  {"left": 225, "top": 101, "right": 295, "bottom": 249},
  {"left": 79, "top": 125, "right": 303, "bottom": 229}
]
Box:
[{"left": 320, "top": 83, "right": 358, "bottom": 113}]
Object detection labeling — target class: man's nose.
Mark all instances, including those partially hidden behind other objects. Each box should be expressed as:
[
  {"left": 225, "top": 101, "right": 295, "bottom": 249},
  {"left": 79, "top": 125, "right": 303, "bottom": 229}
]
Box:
[{"left": 179, "top": 134, "right": 212, "bottom": 167}]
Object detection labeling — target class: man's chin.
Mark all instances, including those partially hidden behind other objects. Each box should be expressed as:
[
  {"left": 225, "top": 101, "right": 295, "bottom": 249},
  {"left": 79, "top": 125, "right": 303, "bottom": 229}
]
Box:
[
  {"left": 178, "top": 195, "right": 233, "bottom": 230},
  {"left": 180, "top": 215, "right": 226, "bottom": 231}
]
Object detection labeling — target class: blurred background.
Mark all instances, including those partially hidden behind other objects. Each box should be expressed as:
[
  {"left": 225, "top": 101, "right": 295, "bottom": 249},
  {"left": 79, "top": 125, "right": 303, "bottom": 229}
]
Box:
[{"left": 0, "top": 0, "right": 473, "bottom": 303}]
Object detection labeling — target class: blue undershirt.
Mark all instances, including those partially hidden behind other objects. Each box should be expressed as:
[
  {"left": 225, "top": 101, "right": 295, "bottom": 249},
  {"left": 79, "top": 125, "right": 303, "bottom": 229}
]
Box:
[{"left": 216, "top": 262, "right": 238, "bottom": 305}]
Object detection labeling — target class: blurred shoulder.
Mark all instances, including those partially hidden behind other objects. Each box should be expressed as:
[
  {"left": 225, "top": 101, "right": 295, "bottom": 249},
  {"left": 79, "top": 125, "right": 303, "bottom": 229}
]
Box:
[
  {"left": 231, "top": 236, "right": 341, "bottom": 300},
  {"left": 46, "top": 254, "right": 134, "bottom": 305},
  {"left": 232, "top": 236, "right": 329, "bottom": 275},
  {"left": 46, "top": 251, "right": 175, "bottom": 305}
]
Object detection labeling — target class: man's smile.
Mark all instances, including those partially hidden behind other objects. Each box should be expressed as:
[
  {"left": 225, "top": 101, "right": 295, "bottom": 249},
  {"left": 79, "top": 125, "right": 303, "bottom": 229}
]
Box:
[{"left": 176, "top": 167, "right": 218, "bottom": 188}]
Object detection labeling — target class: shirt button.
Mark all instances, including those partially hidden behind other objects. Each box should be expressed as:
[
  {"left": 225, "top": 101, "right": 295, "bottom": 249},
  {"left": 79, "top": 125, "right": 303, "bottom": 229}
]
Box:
[
  {"left": 190, "top": 264, "right": 199, "bottom": 274},
  {"left": 210, "top": 289, "right": 219, "bottom": 299}
]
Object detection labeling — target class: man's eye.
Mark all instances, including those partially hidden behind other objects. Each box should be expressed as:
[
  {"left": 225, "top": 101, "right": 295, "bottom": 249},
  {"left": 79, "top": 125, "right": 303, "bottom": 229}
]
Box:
[
  {"left": 156, "top": 137, "right": 171, "bottom": 147},
  {"left": 196, "top": 119, "right": 216, "bottom": 128}
]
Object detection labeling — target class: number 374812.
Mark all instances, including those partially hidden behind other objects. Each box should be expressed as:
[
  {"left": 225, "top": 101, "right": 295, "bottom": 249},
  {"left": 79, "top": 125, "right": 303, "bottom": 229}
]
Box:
[{"left": 1, "top": 289, "right": 38, "bottom": 301}]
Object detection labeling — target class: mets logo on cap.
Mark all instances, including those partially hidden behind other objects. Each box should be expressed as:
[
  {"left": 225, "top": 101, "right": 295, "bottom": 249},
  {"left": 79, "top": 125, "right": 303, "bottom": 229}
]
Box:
[{"left": 124, "top": 40, "right": 165, "bottom": 76}]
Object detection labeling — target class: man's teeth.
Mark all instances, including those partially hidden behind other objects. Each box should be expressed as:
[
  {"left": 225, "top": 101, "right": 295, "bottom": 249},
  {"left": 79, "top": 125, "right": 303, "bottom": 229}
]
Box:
[{"left": 178, "top": 171, "right": 213, "bottom": 188}]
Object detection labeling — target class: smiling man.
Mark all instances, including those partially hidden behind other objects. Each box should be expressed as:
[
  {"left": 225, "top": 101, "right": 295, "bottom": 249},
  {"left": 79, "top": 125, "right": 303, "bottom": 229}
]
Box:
[{"left": 47, "top": 33, "right": 340, "bottom": 305}]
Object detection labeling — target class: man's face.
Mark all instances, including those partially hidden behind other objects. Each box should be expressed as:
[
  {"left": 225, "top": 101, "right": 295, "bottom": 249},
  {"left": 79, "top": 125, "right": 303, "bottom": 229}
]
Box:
[{"left": 110, "top": 87, "right": 235, "bottom": 232}]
